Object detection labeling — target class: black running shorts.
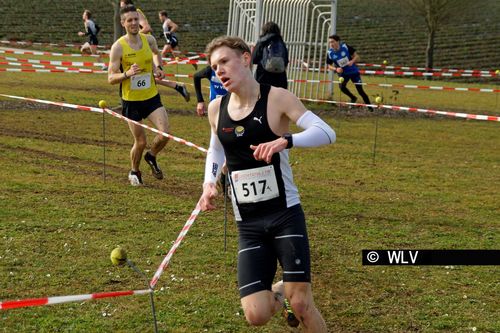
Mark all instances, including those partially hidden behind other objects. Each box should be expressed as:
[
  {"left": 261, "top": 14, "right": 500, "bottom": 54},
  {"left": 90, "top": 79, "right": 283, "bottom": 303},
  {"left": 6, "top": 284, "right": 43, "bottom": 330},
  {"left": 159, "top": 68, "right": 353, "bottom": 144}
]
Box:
[
  {"left": 237, "top": 204, "right": 311, "bottom": 298},
  {"left": 164, "top": 34, "right": 178, "bottom": 48},
  {"left": 122, "top": 93, "right": 163, "bottom": 121},
  {"left": 89, "top": 35, "right": 98, "bottom": 46}
]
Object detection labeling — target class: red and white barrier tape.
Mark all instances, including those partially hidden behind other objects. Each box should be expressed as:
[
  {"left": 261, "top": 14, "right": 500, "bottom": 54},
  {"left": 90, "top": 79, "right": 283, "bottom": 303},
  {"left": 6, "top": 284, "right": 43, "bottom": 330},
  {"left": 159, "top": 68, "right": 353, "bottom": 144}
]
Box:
[
  {"left": 1, "top": 204, "right": 203, "bottom": 310},
  {"left": 360, "top": 82, "right": 499, "bottom": 94},
  {"left": 103, "top": 106, "right": 208, "bottom": 154},
  {"left": 0, "top": 40, "right": 209, "bottom": 57},
  {"left": 164, "top": 55, "right": 207, "bottom": 66},
  {"left": 163, "top": 73, "right": 192, "bottom": 79},
  {"left": 0, "top": 52, "right": 201, "bottom": 67},
  {"left": 150, "top": 206, "right": 201, "bottom": 288},
  {"left": 0, "top": 55, "right": 104, "bottom": 67},
  {"left": 0, "top": 61, "right": 102, "bottom": 72},
  {"left": 3, "top": 65, "right": 498, "bottom": 84},
  {"left": 0, "top": 289, "right": 150, "bottom": 310},
  {"left": 0, "top": 67, "right": 105, "bottom": 74},
  {"left": 358, "top": 62, "right": 497, "bottom": 75},
  {"left": 0, "top": 94, "right": 104, "bottom": 113},
  {"left": 0, "top": 48, "right": 103, "bottom": 58},
  {"left": 359, "top": 69, "right": 495, "bottom": 78},
  {"left": 3, "top": 61, "right": 495, "bottom": 93},
  {"left": 0, "top": 94, "right": 208, "bottom": 154},
  {"left": 3, "top": 40, "right": 498, "bottom": 75},
  {"left": 300, "top": 97, "right": 500, "bottom": 122},
  {"left": 0, "top": 48, "right": 204, "bottom": 65},
  {"left": 1, "top": 39, "right": 209, "bottom": 57},
  {"left": 0, "top": 39, "right": 111, "bottom": 50},
  {"left": 378, "top": 104, "right": 500, "bottom": 122},
  {"left": 288, "top": 78, "right": 499, "bottom": 93}
]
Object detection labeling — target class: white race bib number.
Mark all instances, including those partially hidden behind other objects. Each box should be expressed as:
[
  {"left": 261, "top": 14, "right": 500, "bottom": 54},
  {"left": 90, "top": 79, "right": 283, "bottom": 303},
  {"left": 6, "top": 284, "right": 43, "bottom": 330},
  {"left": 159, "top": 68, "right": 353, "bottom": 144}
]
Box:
[
  {"left": 130, "top": 73, "right": 151, "bottom": 90},
  {"left": 337, "top": 56, "right": 349, "bottom": 67},
  {"left": 231, "top": 165, "right": 279, "bottom": 204}
]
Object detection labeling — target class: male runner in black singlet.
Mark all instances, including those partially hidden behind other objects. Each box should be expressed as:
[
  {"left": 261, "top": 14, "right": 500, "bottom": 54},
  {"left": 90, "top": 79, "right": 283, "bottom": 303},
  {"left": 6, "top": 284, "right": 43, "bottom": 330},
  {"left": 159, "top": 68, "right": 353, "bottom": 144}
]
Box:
[{"left": 198, "top": 36, "right": 335, "bottom": 332}]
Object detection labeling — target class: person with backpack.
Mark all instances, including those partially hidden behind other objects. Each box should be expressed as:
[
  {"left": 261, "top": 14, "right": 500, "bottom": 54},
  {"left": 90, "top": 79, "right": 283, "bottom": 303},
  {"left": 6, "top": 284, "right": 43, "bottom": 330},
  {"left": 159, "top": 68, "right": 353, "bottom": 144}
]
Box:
[
  {"left": 78, "top": 10, "right": 100, "bottom": 55},
  {"left": 251, "top": 22, "right": 289, "bottom": 89}
]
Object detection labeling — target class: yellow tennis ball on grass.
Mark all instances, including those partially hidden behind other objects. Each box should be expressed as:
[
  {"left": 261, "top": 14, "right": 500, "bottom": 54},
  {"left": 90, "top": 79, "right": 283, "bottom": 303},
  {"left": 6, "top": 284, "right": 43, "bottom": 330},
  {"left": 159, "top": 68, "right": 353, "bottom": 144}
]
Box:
[
  {"left": 110, "top": 247, "right": 127, "bottom": 266},
  {"left": 375, "top": 96, "right": 382, "bottom": 104},
  {"left": 98, "top": 100, "right": 107, "bottom": 108}
]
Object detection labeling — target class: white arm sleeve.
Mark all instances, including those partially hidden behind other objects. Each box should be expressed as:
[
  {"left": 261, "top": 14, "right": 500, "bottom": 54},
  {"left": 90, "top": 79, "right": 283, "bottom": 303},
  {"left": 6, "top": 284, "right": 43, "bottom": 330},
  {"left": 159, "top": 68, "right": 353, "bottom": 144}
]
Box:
[
  {"left": 203, "top": 131, "right": 226, "bottom": 185},
  {"left": 292, "top": 110, "right": 336, "bottom": 147}
]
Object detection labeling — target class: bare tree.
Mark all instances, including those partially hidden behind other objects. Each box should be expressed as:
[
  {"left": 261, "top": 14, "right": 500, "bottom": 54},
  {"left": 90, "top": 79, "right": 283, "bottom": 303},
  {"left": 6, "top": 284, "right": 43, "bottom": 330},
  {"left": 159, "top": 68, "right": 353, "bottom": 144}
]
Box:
[
  {"left": 407, "top": 0, "right": 464, "bottom": 69},
  {"left": 109, "top": 0, "right": 122, "bottom": 41}
]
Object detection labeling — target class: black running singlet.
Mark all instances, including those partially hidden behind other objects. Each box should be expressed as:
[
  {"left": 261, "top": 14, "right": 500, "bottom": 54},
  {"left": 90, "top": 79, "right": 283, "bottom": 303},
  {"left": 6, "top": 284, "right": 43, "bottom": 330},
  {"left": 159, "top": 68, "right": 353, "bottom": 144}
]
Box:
[{"left": 217, "top": 84, "right": 299, "bottom": 220}]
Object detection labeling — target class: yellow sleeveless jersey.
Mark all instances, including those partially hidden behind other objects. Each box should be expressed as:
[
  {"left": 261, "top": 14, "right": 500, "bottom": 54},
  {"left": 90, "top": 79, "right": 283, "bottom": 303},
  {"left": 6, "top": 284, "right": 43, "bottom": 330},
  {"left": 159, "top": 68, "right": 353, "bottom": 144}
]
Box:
[{"left": 119, "top": 33, "right": 158, "bottom": 101}]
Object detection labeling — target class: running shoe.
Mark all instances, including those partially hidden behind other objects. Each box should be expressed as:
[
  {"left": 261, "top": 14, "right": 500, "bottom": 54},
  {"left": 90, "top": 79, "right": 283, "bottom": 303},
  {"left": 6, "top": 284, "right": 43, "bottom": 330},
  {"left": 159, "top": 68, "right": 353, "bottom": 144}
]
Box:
[
  {"left": 128, "top": 170, "right": 144, "bottom": 186},
  {"left": 348, "top": 96, "right": 357, "bottom": 109},
  {"left": 177, "top": 84, "right": 190, "bottom": 102},
  {"left": 144, "top": 151, "right": 163, "bottom": 180},
  {"left": 283, "top": 298, "right": 300, "bottom": 328},
  {"left": 272, "top": 280, "right": 300, "bottom": 328}
]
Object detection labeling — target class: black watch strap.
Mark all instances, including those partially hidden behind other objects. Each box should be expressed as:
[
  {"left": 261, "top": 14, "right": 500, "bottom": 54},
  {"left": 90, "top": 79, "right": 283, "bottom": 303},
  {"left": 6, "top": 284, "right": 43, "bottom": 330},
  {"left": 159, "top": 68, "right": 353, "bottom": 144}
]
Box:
[{"left": 282, "top": 133, "right": 293, "bottom": 149}]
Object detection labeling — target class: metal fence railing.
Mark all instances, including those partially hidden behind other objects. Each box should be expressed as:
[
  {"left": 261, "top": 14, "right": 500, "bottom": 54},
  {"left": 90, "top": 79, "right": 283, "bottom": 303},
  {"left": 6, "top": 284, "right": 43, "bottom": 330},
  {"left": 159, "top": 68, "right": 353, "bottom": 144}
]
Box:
[{"left": 227, "top": 0, "right": 335, "bottom": 99}]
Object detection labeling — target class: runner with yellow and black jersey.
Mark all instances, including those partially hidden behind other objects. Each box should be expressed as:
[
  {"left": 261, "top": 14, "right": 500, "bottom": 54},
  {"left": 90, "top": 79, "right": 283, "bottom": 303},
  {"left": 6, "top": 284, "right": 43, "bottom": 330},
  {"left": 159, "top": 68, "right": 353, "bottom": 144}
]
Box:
[
  {"left": 119, "top": 0, "right": 190, "bottom": 102},
  {"left": 108, "top": 5, "right": 169, "bottom": 186}
]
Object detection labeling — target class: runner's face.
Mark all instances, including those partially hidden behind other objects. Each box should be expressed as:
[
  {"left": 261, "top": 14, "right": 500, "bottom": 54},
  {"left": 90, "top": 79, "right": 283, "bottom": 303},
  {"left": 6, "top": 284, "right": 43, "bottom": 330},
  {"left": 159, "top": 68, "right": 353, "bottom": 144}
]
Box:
[
  {"left": 329, "top": 39, "right": 339, "bottom": 50},
  {"left": 121, "top": 11, "right": 140, "bottom": 35},
  {"left": 210, "top": 46, "right": 250, "bottom": 92}
]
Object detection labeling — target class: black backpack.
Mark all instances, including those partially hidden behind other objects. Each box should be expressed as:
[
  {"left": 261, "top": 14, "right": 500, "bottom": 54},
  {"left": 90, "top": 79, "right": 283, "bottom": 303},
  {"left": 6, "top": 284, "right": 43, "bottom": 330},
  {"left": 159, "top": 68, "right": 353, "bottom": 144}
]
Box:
[
  {"left": 94, "top": 23, "right": 101, "bottom": 35},
  {"left": 260, "top": 39, "right": 287, "bottom": 73}
]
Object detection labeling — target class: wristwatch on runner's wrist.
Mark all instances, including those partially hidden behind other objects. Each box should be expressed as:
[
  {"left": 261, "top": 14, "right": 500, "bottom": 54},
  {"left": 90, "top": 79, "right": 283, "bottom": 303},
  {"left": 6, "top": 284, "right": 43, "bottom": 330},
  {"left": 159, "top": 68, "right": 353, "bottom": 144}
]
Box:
[{"left": 282, "top": 133, "right": 293, "bottom": 149}]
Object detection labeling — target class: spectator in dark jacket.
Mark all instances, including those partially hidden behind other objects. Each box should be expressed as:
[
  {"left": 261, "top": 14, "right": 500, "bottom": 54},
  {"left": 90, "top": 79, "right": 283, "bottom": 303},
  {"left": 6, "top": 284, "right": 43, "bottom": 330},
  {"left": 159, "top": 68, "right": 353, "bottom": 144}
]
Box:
[{"left": 251, "top": 22, "right": 289, "bottom": 89}]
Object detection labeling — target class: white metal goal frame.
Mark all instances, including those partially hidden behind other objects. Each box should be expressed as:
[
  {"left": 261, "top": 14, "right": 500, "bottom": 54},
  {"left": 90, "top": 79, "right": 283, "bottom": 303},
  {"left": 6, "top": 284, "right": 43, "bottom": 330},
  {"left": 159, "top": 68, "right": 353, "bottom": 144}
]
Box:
[{"left": 227, "top": 0, "right": 337, "bottom": 99}]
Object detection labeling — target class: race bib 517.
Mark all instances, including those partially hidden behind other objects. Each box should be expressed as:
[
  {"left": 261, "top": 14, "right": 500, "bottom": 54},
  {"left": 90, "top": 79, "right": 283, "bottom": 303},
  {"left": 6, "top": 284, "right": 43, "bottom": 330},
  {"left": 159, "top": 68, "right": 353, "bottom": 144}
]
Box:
[{"left": 231, "top": 165, "right": 279, "bottom": 204}]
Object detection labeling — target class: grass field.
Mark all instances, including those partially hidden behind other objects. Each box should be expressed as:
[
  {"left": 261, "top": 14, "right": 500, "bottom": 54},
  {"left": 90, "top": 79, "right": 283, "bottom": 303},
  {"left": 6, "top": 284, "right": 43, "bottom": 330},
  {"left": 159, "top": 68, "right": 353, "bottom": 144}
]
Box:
[{"left": 1, "top": 54, "right": 499, "bottom": 332}]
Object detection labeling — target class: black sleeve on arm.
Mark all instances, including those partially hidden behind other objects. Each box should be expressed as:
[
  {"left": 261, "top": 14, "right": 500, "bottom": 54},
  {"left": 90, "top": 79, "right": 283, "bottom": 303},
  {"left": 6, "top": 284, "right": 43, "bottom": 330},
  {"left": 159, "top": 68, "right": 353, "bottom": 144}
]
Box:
[
  {"left": 193, "top": 66, "right": 212, "bottom": 103},
  {"left": 346, "top": 44, "right": 356, "bottom": 56}
]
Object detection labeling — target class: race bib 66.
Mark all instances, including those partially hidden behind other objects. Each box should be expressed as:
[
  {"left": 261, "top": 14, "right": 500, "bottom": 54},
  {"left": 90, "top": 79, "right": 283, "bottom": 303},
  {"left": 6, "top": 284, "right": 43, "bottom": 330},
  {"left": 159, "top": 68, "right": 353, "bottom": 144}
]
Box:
[{"left": 131, "top": 73, "right": 151, "bottom": 90}]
